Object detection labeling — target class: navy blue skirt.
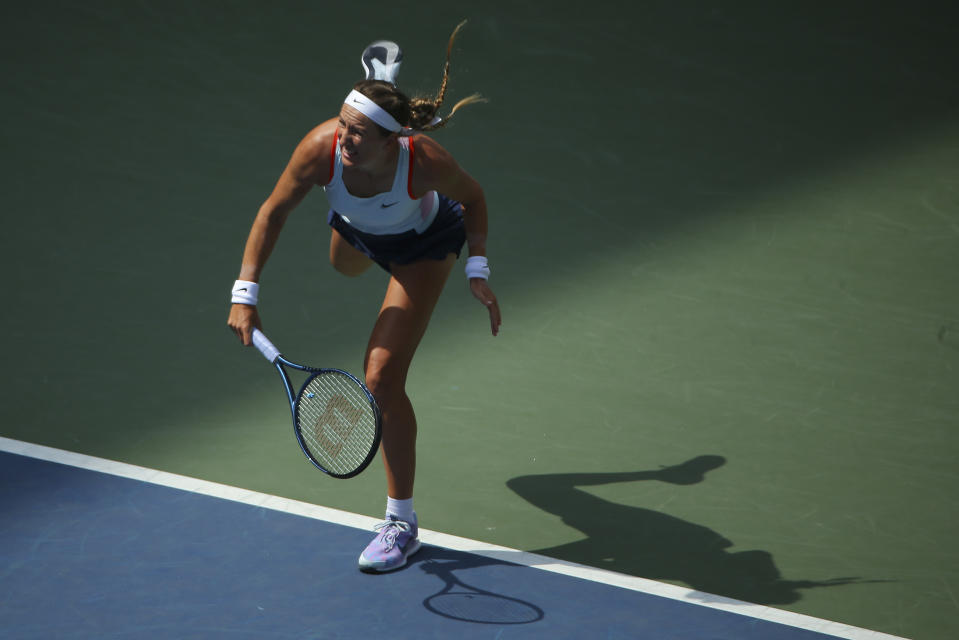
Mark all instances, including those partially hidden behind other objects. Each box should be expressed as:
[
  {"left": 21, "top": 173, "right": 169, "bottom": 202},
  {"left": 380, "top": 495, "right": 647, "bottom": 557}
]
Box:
[{"left": 328, "top": 195, "right": 466, "bottom": 273}]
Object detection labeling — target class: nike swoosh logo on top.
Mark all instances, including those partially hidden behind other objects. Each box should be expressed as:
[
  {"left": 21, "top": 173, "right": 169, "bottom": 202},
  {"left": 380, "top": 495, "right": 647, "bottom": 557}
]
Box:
[{"left": 381, "top": 202, "right": 399, "bottom": 208}]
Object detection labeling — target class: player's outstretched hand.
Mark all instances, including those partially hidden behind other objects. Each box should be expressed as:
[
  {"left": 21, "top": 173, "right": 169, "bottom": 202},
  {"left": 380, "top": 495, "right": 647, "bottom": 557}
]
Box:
[{"left": 469, "top": 279, "right": 501, "bottom": 336}]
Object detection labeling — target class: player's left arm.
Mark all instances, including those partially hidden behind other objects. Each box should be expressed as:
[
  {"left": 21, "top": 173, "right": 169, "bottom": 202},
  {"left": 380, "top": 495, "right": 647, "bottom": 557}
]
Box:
[
  {"left": 411, "top": 135, "right": 488, "bottom": 258},
  {"left": 411, "top": 135, "right": 500, "bottom": 336}
]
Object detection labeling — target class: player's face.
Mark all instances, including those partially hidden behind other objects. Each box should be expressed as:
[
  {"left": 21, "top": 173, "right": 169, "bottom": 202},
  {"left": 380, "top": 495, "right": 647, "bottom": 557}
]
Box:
[{"left": 336, "top": 105, "right": 392, "bottom": 168}]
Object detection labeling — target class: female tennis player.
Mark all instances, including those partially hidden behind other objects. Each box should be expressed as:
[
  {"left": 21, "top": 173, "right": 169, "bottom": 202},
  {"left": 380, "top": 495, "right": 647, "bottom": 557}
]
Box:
[{"left": 227, "top": 24, "right": 500, "bottom": 573}]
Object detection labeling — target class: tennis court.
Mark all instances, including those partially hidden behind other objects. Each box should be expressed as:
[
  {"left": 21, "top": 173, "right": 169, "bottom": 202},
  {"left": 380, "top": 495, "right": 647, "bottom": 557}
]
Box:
[
  {"left": 0, "top": 440, "right": 905, "bottom": 639},
  {"left": 2, "top": 2, "right": 957, "bottom": 639}
]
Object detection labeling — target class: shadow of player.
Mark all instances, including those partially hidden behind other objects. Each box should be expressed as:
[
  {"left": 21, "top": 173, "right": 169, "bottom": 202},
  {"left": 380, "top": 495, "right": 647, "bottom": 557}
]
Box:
[{"left": 507, "top": 456, "right": 879, "bottom": 605}]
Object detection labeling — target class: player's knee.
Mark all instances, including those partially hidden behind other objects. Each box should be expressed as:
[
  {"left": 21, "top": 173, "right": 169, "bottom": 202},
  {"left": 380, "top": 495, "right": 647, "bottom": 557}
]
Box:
[
  {"left": 332, "top": 258, "right": 371, "bottom": 277},
  {"left": 330, "top": 251, "right": 373, "bottom": 277},
  {"left": 364, "top": 353, "right": 407, "bottom": 403},
  {"left": 329, "top": 231, "right": 373, "bottom": 276}
]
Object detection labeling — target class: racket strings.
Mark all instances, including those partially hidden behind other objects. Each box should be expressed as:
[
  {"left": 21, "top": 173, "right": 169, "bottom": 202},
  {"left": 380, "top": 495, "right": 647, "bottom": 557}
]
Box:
[
  {"left": 299, "top": 393, "right": 371, "bottom": 471},
  {"left": 296, "top": 372, "right": 377, "bottom": 475}
]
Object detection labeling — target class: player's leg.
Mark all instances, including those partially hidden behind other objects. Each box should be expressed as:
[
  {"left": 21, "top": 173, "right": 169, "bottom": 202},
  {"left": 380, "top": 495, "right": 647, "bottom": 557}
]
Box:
[
  {"left": 366, "top": 253, "right": 455, "bottom": 499},
  {"left": 358, "top": 253, "right": 456, "bottom": 572},
  {"left": 329, "top": 228, "right": 374, "bottom": 277}
]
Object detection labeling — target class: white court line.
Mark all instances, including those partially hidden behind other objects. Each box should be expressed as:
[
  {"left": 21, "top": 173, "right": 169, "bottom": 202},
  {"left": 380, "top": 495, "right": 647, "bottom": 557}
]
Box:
[{"left": 0, "top": 436, "right": 908, "bottom": 640}]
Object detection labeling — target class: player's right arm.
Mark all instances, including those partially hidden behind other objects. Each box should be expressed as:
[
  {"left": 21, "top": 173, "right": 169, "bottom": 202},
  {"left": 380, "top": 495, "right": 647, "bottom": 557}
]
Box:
[{"left": 228, "top": 120, "right": 337, "bottom": 345}]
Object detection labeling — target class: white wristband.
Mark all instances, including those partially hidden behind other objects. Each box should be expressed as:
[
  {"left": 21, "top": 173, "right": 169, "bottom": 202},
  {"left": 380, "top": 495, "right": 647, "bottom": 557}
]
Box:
[
  {"left": 231, "top": 279, "right": 259, "bottom": 305},
  {"left": 465, "top": 256, "right": 490, "bottom": 280}
]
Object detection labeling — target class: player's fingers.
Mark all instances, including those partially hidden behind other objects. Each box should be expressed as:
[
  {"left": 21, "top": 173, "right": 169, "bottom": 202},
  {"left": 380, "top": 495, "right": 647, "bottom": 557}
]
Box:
[{"left": 488, "top": 300, "right": 501, "bottom": 336}]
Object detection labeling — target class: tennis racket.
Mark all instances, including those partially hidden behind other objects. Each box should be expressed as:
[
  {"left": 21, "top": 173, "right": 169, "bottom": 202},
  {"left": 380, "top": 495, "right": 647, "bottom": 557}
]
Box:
[{"left": 251, "top": 328, "right": 381, "bottom": 479}]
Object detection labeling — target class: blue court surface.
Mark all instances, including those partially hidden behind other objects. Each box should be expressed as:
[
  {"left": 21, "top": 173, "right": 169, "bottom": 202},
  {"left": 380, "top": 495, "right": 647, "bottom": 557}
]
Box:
[{"left": 0, "top": 441, "right": 904, "bottom": 640}]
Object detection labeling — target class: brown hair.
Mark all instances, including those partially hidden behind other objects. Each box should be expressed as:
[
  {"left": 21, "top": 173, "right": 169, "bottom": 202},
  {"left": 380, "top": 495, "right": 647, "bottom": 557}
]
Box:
[{"left": 354, "top": 20, "right": 485, "bottom": 135}]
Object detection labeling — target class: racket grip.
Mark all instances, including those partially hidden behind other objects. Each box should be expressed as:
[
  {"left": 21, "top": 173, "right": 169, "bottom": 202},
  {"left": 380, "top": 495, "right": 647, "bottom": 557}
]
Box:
[{"left": 251, "top": 328, "right": 280, "bottom": 363}]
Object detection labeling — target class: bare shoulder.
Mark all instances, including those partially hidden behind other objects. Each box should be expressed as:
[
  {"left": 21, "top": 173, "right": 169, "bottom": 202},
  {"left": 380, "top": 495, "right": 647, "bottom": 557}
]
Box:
[
  {"left": 410, "top": 134, "right": 482, "bottom": 202},
  {"left": 289, "top": 118, "right": 338, "bottom": 185},
  {"left": 410, "top": 134, "right": 460, "bottom": 193},
  {"left": 412, "top": 134, "right": 456, "bottom": 168},
  {"left": 296, "top": 118, "right": 338, "bottom": 163}
]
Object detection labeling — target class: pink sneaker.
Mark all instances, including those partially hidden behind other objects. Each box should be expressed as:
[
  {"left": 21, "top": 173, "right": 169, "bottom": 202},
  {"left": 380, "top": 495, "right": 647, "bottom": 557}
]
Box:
[{"left": 358, "top": 514, "right": 421, "bottom": 573}]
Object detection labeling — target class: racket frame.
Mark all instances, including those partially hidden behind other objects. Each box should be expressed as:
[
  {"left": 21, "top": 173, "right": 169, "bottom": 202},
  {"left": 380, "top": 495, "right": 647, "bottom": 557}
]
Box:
[{"left": 252, "top": 329, "right": 382, "bottom": 478}]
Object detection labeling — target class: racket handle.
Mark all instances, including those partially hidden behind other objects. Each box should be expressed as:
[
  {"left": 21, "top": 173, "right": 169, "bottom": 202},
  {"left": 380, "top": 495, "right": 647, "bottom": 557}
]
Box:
[{"left": 251, "top": 328, "right": 280, "bottom": 363}]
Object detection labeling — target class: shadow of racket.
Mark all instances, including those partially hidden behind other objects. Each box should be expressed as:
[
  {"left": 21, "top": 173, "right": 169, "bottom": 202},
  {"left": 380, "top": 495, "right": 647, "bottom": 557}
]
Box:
[{"left": 420, "top": 558, "right": 544, "bottom": 625}]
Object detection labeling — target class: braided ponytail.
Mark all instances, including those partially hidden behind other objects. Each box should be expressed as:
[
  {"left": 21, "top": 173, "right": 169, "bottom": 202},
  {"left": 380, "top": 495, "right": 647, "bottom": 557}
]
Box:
[
  {"left": 355, "top": 20, "right": 485, "bottom": 135},
  {"left": 409, "top": 20, "right": 486, "bottom": 131}
]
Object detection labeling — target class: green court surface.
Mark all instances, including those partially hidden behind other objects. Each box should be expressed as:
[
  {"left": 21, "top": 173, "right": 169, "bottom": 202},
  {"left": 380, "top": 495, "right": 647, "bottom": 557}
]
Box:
[{"left": 2, "top": 2, "right": 957, "bottom": 639}]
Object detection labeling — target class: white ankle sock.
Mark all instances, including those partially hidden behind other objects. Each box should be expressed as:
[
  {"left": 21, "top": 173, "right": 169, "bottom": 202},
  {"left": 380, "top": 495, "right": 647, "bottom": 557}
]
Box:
[{"left": 386, "top": 497, "right": 415, "bottom": 523}]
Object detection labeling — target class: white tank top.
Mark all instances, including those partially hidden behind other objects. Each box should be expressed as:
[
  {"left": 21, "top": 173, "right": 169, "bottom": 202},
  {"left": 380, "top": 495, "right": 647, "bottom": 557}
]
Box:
[{"left": 323, "top": 135, "right": 439, "bottom": 235}]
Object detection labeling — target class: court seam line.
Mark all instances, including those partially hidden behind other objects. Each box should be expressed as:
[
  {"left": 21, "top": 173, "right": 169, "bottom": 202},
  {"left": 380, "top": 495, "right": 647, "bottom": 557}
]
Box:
[{"left": 0, "top": 436, "right": 908, "bottom": 640}]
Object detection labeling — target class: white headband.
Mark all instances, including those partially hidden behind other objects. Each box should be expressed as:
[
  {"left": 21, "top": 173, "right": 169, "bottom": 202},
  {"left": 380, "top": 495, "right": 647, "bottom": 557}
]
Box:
[
  {"left": 344, "top": 89, "right": 405, "bottom": 133},
  {"left": 343, "top": 89, "right": 442, "bottom": 136}
]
